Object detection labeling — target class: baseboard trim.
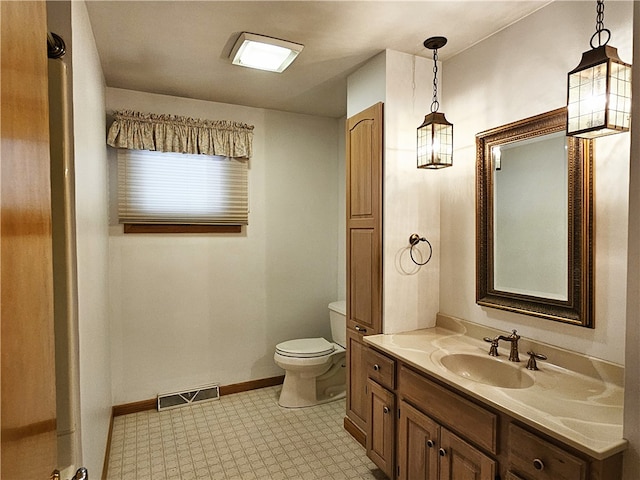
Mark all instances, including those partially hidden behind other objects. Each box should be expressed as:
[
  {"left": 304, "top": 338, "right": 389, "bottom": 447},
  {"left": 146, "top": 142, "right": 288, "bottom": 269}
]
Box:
[
  {"left": 111, "top": 375, "right": 285, "bottom": 417},
  {"left": 344, "top": 415, "right": 366, "bottom": 447},
  {"left": 219, "top": 375, "right": 284, "bottom": 396},
  {"left": 112, "top": 398, "right": 157, "bottom": 417}
]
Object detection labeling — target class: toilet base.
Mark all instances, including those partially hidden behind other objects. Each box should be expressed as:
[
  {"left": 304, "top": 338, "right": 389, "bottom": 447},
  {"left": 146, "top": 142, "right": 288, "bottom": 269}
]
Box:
[
  {"left": 276, "top": 353, "right": 346, "bottom": 408},
  {"left": 277, "top": 380, "right": 346, "bottom": 408}
]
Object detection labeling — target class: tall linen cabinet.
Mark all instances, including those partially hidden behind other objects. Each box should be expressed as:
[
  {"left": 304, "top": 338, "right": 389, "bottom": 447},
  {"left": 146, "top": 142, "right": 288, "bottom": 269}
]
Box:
[{"left": 344, "top": 102, "right": 384, "bottom": 445}]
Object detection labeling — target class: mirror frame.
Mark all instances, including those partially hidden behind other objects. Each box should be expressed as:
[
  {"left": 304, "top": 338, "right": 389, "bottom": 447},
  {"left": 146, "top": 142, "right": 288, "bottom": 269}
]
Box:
[{"left": 476, "top": 107, "right": 594, "bottom": 327}]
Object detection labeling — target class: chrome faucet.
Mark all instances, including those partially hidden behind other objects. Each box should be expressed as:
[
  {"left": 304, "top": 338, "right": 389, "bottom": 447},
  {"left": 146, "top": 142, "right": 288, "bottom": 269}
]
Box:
[{"left": 483, "top": 329, "right": 520, "bottom": 362}]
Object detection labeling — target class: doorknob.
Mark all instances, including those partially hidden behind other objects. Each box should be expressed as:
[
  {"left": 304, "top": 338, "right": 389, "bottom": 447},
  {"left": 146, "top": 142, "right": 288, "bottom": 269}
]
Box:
[
  {"left": 72, "top": 467, "right": 88, "bottom": 480},
  {"left": 51, "top": 467, "right": 88, "bottom": 480}
]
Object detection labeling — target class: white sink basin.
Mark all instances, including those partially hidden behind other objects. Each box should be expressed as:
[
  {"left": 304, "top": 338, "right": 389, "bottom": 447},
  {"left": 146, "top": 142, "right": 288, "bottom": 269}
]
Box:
[{"left": 440, "top": 353, "right": 534, "bottom": 389}]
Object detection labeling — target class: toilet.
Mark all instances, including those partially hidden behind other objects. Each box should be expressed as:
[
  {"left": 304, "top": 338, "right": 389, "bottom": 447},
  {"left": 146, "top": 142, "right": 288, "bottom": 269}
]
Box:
[{"left": 274, "top": 300, "right": 347, "bottom": 408}]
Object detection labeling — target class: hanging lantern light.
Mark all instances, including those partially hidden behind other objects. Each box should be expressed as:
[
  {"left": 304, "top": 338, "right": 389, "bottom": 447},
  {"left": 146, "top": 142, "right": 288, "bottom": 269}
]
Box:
[
  {"left": 417, "top": 36, "right": 453, "bottom": 169},
  {"left": 567, "top": 0, "right": 631, "bottom": 138}
]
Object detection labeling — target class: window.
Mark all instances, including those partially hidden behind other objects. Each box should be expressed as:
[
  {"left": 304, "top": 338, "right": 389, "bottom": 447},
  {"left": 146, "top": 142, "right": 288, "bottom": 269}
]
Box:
[{"left": 117, "top": 149, "right": 248, "bottom": 232}]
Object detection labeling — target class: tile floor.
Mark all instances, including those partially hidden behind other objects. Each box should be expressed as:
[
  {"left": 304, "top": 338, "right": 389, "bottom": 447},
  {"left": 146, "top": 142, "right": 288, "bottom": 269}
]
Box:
[{"left": 106, "top": 386, "right": 385, "bottom": 479}]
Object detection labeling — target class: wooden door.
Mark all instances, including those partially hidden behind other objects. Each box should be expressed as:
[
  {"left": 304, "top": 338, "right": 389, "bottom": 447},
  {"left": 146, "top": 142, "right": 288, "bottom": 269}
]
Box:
[
  {"left": 366, "top": 379, "right": 395, "bottom": 479},
  {"left": 439, "top": 429, "right": 496, "bottom": 480},
  {"left": 398, "top": 400, "right": 439, "bottom": 480},
  {"left": 1, "top": 1, "right": 58, "bottom": 478},
  {"left": 346, "top": 329, "right": 368, "bottom": 433},
  {"left": 345, "top": 102, "right": 383, "bottom": 444},
  {"left": 346, "top": 102, "right": 383, "bottom": 334}
]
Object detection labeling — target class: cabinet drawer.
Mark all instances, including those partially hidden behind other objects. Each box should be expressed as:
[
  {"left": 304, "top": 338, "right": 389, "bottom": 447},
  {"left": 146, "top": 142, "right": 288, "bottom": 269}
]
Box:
[
  {"left": 506, "top": 472, "right": 526, "bottom": 480},
  {"left": 366, "top": 348, "right": 395, "bottom": 389},
  {"left": 509, "top": 424, "right": 587, "bottom": 480},
  {"left": 398, "top": 365, "right": 497, "bottom": 454}
]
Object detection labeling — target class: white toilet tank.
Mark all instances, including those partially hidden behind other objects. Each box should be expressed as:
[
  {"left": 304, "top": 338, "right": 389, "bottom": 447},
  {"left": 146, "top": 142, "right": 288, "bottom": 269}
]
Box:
[{"left": 328, "top": 300, "right": 347, "bottom": 348}]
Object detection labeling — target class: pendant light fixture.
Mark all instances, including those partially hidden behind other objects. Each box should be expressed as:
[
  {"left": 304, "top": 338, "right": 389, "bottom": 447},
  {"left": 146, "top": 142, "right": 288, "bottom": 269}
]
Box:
[
  {"left": 417, "top": 36, "right": 453, "bottom": 169},
  {"left": 567, "top": 0, "right": 631, "bottom": 138}
]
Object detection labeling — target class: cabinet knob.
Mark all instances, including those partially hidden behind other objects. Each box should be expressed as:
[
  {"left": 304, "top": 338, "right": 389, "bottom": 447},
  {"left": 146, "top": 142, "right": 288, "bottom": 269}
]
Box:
[
  {"left": 533, "top": 458, "right": 545, "bottom": 471},
  {"left": 439, "top": 448, "right": 446, "bottom": 457},
  {"left": 383, "top": 406, "right": 389, "bottom": 414},
  {"left": 373, "top": 364, "right": 380, "bottom": 371},
  {"left": 426, "top": 439, "right": 435, "bottom": 448},
  {"left": 355, "top": 325, "right": 367, "bottom": 333}
]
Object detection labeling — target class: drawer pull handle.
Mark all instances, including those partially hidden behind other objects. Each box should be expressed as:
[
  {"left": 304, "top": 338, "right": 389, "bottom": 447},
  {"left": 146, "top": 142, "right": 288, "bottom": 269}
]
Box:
[
  {"left": 373, "top": 364, "right": 380, "bottom": 371},
  {"left": 533, "top": 458, "right": 545, "bottom": 471},
  {"left": 383, "top": 406, "right": 390, "bottom": 414},
  {"left": 355, "top": 325, "right": 367, "bottom": 333},
  {"left": 439, "top": 448, "right": 446, "bottom": 457},
  {"left": 426, "top": 440, "right": 435, "bottom": 448}
]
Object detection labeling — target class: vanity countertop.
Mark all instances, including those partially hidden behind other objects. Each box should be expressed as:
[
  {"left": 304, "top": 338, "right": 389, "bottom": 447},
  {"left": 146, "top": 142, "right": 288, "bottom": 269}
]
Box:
[{"left": 363, "top": 317, "right": 627, "bottom": 460}]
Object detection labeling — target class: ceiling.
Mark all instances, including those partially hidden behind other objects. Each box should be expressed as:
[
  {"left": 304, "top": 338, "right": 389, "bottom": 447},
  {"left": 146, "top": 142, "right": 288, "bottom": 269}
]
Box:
[{"left": 86, "top": 1, "right": 552, "bottom": 118}]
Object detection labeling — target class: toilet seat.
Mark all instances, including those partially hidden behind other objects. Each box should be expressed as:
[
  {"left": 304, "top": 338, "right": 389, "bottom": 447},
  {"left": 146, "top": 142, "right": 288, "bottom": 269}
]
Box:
[{"left": 275, "top": 337, "right": 335, "bottom": 358}]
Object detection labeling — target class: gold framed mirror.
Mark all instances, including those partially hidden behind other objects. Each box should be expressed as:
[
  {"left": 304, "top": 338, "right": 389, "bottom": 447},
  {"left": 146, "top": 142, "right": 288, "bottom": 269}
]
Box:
[{"left": 476, "top": 108, "right": 594, "bottom": 327}]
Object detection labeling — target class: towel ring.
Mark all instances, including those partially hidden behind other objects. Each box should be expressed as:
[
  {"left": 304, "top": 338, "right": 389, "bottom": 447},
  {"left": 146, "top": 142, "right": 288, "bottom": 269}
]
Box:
[{"left": 409, "top": 233, "right": 433, "bottom": 266}]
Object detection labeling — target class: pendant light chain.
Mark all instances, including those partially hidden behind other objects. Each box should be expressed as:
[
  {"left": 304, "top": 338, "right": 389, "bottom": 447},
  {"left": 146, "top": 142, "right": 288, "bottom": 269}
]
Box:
[
  {"left": 417, "top": 36, "right": 453, "bottom": 169},
  {"left": 431, "top": 48, "right": 440, "bottom": 113},
  {"left": 590, "top": 0, "right": 611, "bottom": 49}
]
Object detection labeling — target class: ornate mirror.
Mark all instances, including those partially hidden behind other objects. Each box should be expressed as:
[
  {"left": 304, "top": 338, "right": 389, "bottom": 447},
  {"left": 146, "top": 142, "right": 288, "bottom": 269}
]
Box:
[{"left": 476, "top": 108, "right": 594, "bottom": 327}]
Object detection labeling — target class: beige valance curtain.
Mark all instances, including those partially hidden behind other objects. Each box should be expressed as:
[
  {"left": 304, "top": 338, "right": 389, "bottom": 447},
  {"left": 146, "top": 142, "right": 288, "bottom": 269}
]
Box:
[{"left": 107, "top": 110, "right": 254, "bottom": 158}]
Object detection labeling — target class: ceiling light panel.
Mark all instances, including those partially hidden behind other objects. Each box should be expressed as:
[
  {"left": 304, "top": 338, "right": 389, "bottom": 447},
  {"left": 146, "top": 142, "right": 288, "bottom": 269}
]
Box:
[{"left": 230, "top": 32, "right": 304, "bottom": 73}]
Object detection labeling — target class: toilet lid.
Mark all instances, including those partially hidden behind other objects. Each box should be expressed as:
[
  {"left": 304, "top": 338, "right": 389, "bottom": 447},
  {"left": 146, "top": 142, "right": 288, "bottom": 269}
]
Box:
[{"left": 276, "top": 338, "right": 335, "bottom": 358}]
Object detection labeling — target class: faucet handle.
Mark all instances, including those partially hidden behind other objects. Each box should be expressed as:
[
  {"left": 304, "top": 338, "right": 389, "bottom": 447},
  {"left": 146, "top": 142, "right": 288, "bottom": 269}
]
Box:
[
  {"left": 483, "top": 337, "right": 499, "bottom": 356},
  {"left": 526, "top": 351, "right": 547, "bottom": 370}
]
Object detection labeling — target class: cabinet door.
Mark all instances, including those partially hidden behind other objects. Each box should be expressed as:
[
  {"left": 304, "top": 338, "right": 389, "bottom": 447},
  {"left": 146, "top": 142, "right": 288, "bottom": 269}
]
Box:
[
  {"left": 346, "top": 102, "right": 383, "bottom": 335},
  {"left": 439, "top": 429, "right": 496, "bottom": 480},
  {"left": 346, "top": 329, "right": 368, "bottom": 433},
  {"left": 397, "top": 401, "right": 439, "bottom": 480},
  {"left": 367, "top": 379, "right": 395, "bottom": 479}
]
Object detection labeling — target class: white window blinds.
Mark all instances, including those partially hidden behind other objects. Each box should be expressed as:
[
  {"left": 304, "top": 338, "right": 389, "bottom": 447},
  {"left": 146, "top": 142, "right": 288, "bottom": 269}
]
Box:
[{"left": 117, "top": 149, "right": 248, "bottom": 225}]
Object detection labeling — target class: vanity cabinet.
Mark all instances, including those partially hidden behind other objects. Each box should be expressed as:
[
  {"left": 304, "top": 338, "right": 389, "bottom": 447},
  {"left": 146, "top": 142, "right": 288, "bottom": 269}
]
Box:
[
  {"left": 397, "top": 366, "right": 496, "bottom": 480},
  {"left": 398, "top": 400, "right": 497, "bottom": 480},
  {"left": 345, "top": 102, "right": 384, "bottom": 445},
  {"left": 365, "top": 347, "right": 396, "bottom": 478},
  {"left": 363, "top": 344, "right": 623, "bottom": 480},
  {"left": 397, "top": 400, "right": 439, "bottom": 480},
  {"left": 346, "top": 328, "right": 369, "bottom": 435},
  {"left": 398, "top": 365, "right": 497, "bottom": 455},
  {"left": 367, "top": 379, "right": 395, "bottom": 478}
]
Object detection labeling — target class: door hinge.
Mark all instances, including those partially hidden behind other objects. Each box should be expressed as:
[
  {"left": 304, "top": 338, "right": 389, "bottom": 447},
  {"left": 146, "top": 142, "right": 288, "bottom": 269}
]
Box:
[
  {"left": 397, "top": 465, "right": 400, "bottom": 477},
  {"left": 398, "top": 408, "right": 401, "bottom": 419}
]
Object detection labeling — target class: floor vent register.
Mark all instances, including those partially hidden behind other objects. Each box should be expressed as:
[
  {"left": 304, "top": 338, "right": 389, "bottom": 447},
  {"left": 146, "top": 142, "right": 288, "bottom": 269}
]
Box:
[{"left": 157, "top": 383, "right": 220, "bottom": 411}]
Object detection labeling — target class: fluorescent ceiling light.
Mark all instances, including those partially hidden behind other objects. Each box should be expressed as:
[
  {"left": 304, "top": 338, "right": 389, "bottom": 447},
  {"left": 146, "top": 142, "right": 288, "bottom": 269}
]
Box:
[{"left": 230, "top": 32, "right": 303, "bottom": 73}]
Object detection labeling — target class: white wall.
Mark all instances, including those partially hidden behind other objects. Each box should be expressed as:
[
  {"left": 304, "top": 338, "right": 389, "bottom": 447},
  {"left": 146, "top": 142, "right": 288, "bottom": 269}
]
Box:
[
  {"left": 106, "top": 88, "right": 341, "bottom": 404},
  {"left": 440, "top": 1, "right": 632, "bottom": 365},
  {"left": 71, "top": 1, "right": 112, "bottom": 477},
  {"left": 346, "top": 51, "right": 386, "bottom": 118},
  {"left": 383, "top": 50, "right": 441, "bottom": 333},
  {"left": 346, "top": 50, "right": 441, "bottom": 334}
]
